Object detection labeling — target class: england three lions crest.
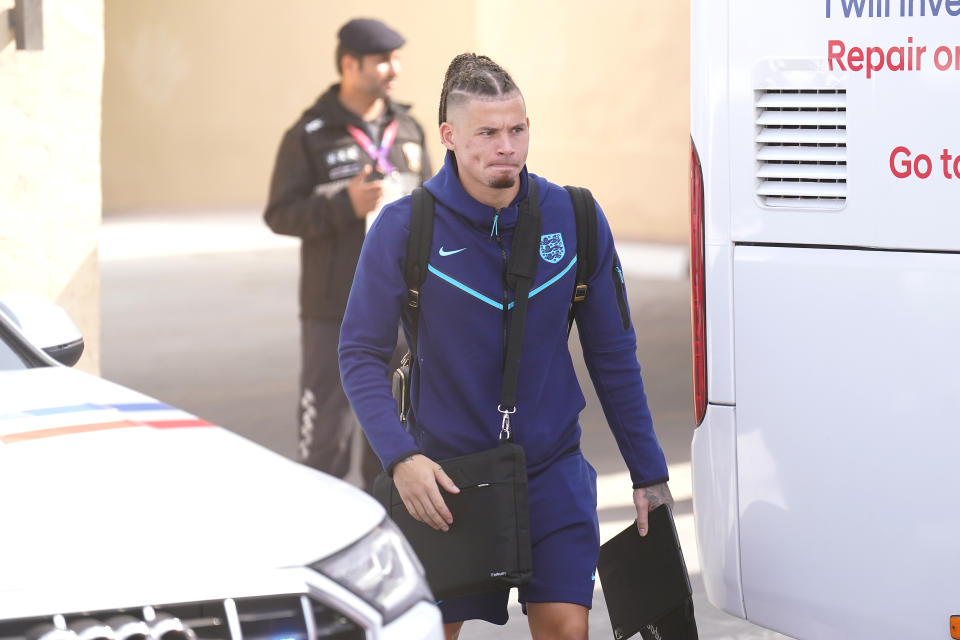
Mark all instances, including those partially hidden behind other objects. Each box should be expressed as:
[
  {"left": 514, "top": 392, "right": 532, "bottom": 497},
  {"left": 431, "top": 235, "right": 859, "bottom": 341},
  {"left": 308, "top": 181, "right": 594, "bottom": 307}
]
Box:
[{"left": 539, "top": 233, "right": 565, "bottom": 264}]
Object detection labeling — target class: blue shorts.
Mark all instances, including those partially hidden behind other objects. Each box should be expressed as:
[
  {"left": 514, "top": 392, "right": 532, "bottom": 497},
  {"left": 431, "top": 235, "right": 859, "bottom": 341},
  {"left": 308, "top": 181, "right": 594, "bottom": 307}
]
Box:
[{"left": 438, "top": 449, "right": 600, "bottom": 625}]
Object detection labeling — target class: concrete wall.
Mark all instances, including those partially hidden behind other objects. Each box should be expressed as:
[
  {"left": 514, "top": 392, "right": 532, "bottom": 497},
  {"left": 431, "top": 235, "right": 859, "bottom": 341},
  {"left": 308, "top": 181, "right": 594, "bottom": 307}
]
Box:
[
  {"left": 475, "top": 2, "right": 690, "bottom": 240},
  {"left": 102, "top": 0, "right": 689, "bottom": 242},
  {"left": 1, "top": 0, "right": 104, "bottom": 374}
]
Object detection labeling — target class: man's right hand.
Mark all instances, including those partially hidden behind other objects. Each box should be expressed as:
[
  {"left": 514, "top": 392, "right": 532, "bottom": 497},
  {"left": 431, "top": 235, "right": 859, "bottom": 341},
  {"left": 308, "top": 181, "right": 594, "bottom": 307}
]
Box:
[
  {"left": 347, "top": 164, "right": 384, "bottom": 219},
  {"left": 392, "top": 454, "right": 460, "bottom": 532}
]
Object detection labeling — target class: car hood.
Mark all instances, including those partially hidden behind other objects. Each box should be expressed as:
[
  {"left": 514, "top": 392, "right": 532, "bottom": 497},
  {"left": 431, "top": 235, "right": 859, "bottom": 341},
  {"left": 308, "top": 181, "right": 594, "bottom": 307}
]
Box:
[{"left": 0, "top": 367, "right": 384, "bottom": 597}]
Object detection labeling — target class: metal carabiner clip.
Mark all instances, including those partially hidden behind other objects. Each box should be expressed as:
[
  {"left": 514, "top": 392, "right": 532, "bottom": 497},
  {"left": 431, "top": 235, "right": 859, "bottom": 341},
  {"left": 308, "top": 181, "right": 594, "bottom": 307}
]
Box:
[{"left": 497, "top": 404, "right": 516, "bottom": 441}]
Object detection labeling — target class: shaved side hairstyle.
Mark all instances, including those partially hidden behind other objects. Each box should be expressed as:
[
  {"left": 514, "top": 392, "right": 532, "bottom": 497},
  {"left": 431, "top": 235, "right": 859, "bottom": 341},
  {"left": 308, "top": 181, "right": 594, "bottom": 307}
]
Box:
[{"left": 438, "top": 53, "right": 521, "bottom": 126}]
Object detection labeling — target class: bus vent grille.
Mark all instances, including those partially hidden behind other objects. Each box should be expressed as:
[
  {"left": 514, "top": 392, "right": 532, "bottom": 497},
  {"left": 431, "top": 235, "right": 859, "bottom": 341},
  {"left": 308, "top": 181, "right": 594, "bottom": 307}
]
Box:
[{"left": 755, "top": 89, "right": 847, "bottom": 209}]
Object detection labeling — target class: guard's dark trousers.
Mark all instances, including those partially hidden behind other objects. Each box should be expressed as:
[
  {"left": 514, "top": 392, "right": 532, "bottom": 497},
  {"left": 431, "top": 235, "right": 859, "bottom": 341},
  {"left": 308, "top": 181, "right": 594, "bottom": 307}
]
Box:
[{"left": 299, "top": 318, "right": 403, "bottom": 491}]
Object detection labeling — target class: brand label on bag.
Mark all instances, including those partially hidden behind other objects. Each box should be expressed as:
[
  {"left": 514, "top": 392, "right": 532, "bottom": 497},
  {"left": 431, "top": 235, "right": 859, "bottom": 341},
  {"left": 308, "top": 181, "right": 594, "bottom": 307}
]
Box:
[{"left": 490, "top": 571, "right": 507, "bottom": 577}]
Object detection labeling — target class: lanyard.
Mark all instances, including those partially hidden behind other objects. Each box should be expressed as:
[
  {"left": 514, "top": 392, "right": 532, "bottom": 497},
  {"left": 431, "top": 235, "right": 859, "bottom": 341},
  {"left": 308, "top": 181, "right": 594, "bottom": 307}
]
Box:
[{"left": 346, "top": 120, "right": 398, "bottom": 174}]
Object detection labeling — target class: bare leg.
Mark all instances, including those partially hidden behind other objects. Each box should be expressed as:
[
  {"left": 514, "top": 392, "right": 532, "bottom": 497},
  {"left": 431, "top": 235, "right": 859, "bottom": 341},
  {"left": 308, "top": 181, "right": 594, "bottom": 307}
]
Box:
[
  {"left": 527, "top": 602, "right": 589, "bottom": 640},
  {"left": 443, "top": 621, "right": 464, "bottom": 640}
]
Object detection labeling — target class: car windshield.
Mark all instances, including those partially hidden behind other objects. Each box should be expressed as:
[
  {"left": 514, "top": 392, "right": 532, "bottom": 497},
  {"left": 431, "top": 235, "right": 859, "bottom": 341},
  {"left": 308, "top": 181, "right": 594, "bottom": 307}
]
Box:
[
  {"left": 0, "top": 333, "right": 30, "bottom": 370},
  {"left": 0, "top": 317, "right": 43, "bottom": 371}
]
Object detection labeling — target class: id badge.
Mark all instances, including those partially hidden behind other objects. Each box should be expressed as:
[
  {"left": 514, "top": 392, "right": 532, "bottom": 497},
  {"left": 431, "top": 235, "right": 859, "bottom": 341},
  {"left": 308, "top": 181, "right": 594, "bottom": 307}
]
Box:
[{"left": 366, "top": 172, "right": 419, "bottom": 233}]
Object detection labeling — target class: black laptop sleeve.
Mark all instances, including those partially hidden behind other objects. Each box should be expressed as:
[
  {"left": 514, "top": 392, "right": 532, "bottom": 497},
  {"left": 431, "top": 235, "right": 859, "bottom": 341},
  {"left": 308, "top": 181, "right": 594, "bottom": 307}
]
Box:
[{"left": 597, "top": 505, "right": 699, "bottom": 640}]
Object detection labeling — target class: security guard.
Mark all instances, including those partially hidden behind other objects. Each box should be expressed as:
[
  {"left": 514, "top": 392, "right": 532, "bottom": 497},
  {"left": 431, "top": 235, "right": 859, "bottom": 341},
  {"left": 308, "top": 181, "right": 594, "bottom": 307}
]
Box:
[{"left": 264, "top": 18, "right": 431, "bottom": 491}]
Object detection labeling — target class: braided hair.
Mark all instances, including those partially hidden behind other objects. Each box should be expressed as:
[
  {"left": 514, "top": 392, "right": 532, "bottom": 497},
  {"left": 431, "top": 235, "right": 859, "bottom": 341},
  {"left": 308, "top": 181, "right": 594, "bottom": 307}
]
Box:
[{"left": 438, "top": 53, "right": 520, "bottom": 126}]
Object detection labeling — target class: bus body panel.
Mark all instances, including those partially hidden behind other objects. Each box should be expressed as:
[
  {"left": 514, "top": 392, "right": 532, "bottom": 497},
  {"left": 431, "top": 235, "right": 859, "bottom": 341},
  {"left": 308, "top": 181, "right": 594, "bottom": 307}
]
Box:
[
  {"left": 726, "top": 1, "right": 960, "bottom": 250},
  {"left": 690, "top": 405, "right": 744, "bottom": 619},
  {"left": 691, "top": 1, "right": 960, "bottom": 636},
  {"left": 733, "top": 246, "right": 960, "bottom": 639},
  {"left": 704, "top": 244, "right": 736, "bottom": 405},
  {"left": 691, "top": 0, "right": 737, "bottom": 406}
]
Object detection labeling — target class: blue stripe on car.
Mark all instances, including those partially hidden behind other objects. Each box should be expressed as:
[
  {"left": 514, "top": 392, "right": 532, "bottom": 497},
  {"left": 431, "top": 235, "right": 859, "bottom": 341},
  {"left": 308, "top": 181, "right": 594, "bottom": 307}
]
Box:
[
  {"left": 22, "top": 402, "right": 175, "bottom": 417},
  {"left": 25, "top": 403, "right": 103, "bottom": 416},
  {"left": 110, "top": 402, "right": 175, "bottom": 412}
]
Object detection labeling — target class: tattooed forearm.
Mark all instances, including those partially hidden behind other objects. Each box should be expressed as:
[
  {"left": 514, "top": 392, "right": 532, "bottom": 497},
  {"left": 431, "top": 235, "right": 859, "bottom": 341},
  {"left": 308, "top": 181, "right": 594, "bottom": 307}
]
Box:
[{"left": 642, "top": 482, "right": 674, "bottom": 509}]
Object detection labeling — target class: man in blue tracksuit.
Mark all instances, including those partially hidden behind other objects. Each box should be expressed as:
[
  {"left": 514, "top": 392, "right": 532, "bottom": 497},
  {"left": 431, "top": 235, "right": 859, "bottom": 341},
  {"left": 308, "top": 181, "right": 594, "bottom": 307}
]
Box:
[{"left": 339, "top": 53, "right": 672, "bottom": 639}]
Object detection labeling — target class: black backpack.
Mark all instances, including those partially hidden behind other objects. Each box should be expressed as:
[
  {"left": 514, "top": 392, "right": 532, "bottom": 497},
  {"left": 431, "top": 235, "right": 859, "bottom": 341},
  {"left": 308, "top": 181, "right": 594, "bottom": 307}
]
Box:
[{"left": 391, "top": 185, "right": 598, "bottom": 422}]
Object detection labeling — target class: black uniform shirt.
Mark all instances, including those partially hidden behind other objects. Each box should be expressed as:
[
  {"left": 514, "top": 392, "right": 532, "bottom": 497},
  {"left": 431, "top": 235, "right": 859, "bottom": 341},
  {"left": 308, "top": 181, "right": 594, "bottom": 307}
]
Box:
[{"left": 264, "top": 84, "right": 432, "bottom": 319}]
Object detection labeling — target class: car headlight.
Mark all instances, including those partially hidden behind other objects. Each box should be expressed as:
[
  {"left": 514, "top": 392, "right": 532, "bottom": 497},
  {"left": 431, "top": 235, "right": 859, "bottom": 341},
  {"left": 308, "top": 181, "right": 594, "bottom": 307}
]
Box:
[{"left": 310, "top": 517, "right": 433, "bottom": 624}]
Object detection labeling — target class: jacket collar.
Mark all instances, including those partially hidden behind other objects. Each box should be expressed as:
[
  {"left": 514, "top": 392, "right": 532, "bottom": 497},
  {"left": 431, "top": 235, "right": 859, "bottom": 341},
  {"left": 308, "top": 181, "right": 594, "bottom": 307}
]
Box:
[{"left": 424, "top": 150, "right": 531, "bottom": 232}]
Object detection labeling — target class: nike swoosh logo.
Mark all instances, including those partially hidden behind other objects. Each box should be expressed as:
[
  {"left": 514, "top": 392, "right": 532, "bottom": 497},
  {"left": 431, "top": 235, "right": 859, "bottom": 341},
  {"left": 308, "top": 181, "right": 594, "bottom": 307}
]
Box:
[{"left": 439, "top": 247, "right": 466, "bottom": 257}]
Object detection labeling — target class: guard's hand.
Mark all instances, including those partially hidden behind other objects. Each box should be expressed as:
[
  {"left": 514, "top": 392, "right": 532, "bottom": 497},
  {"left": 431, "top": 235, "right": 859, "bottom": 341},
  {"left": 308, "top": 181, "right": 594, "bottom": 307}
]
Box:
[
  {"left": 347, "top": 164, "right": 384, "bottom": 219},
  {"left": 392, "top": 454, "right": 460, "bottom": 532},
  {"left": 633, "top": 482, "right": 674, "bottom": 537}
]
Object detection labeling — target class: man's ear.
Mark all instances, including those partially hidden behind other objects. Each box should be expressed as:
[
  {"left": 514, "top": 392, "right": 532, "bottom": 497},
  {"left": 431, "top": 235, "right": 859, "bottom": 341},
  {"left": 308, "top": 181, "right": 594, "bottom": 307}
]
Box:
[
  {"left": 340, "top": 53, "right": 359, "bottom": 77},
  {"left": 439, "top": 122, "right": 456, "bottom": 151}
]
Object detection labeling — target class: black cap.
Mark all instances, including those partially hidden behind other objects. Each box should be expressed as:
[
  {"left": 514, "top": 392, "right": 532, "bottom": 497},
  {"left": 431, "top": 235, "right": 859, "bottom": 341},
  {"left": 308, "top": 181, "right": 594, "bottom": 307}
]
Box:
[{"left": 337, "top": 18, "right": 405, "bottom": 54}]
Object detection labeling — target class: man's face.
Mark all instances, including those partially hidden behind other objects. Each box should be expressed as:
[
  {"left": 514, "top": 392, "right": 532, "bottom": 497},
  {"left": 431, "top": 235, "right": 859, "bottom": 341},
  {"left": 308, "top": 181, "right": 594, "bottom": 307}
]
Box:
[
  {"left": 351, "top": 50, "right": 401, "bottom": 99},
  {"left": 441, "top": 94, "right": 529, "bottom": 196}
]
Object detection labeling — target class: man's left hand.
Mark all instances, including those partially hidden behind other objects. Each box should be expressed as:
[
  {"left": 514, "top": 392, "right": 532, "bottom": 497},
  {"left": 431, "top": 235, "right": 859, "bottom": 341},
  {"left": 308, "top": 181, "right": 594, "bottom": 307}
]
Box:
[{"left": 633, "top": 482, "right": 674, "bottom": 537}]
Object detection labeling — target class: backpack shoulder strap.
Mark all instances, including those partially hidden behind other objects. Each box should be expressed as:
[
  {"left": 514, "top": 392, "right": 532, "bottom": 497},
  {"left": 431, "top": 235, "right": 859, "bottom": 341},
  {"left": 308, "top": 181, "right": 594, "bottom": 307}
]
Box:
[
  {"left": 564, "top": 185, "right": 597, "bottom": 333},
  {"left": 405, "top": 187, "right": 435, "bottom": 309},
  {"left": 403, "top": 187, "right": 434, "bottom": 358}
]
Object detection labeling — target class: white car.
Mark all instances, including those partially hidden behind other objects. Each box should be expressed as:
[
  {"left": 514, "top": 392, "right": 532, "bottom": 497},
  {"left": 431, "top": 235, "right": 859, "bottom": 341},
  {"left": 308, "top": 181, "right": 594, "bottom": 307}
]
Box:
[{"left": 0, "top": 295, "right": 443, "bottom": 640}]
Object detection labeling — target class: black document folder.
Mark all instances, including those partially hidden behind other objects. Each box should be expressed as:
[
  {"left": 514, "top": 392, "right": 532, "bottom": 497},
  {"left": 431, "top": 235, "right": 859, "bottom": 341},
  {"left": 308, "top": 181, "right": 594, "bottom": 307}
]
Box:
[{"left": 597, "top": 505, "right": 698, "bottom": 640}]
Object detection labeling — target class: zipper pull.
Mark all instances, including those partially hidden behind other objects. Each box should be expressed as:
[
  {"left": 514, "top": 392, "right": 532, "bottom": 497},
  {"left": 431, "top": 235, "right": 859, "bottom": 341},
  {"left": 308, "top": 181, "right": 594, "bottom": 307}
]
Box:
[{"left": 490, "top": 209, "right": 501, "bottom": 237}]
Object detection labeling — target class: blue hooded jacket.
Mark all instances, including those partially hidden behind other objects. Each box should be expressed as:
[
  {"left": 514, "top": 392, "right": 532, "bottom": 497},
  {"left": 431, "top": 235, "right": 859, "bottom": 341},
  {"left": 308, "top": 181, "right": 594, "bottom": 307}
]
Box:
[{"left": 338, "top": 151, "right": 668, "bottom": 487}]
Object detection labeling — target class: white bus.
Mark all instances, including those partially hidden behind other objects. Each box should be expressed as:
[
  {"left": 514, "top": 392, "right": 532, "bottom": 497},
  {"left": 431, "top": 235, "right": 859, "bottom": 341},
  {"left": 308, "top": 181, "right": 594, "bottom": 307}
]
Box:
[{"left": 690, "top": 2, "right": 960, "bottom": 638}]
